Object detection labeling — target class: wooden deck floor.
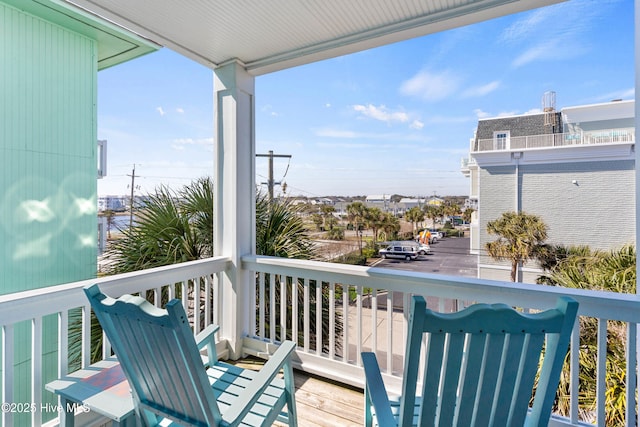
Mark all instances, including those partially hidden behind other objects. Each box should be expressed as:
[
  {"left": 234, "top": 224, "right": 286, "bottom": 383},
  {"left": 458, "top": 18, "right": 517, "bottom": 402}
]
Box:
[{"left": 233, "top": 358, "right": 365, "bottom": 426}]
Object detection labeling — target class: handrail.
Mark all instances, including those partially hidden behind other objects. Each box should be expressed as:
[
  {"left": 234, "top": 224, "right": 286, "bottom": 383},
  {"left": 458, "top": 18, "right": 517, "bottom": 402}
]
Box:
[
  {"left": 0, "top": 257, "right": 230, "bottom": 326},
  {"left": 242, "top": 254, "right": 640, "bottom": 322},
  {"left": 242, "top": 254, "right": 640, "bottom": 426}
]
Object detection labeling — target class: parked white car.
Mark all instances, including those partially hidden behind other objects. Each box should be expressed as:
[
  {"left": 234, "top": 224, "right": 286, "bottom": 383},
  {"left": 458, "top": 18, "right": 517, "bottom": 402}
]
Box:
[
  {"left": 379, "top": 244, "right": 419, "bottom": 260},
  {"left": 429, "top": 229, "right": 444, "bottom": 241},
  {"left": 418, "top": 243, "right": 431, "bottom": 255}
]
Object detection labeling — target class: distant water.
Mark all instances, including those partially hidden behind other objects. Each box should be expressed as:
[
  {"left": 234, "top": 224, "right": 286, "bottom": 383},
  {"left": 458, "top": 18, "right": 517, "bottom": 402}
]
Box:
[{"left": 109, "top": 215, "right": 137, "bottom": 230}]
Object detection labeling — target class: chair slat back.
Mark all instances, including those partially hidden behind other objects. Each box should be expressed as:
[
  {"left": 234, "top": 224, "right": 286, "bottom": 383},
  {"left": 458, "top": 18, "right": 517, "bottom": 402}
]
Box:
[
  {"left": 85, "top": 285, "right": 222, "bottom": 427},
  {"left": 400, "top": 296, "right": 577, "bottom": 427}
]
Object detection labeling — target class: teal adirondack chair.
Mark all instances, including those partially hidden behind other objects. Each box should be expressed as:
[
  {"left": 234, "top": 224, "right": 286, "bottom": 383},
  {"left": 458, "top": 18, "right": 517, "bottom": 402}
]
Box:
[
  {"left": 362, "top": 296, "right": 578, "bottom": 427},
  {"left": 84, "top": 284, "right": 297, "bottom": 427}
]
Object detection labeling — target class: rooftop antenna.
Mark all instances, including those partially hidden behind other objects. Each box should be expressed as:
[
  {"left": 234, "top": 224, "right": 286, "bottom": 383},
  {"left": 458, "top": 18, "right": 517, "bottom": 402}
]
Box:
[{"left": 542, "top": 91, "right": 557, "bottom": 127}]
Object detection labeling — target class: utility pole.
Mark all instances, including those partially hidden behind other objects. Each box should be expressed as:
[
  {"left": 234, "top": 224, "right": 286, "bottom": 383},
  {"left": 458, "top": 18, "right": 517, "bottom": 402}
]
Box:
[
  {"left": 256, "top": 150, "right": 291, "bottom": 200},
  {"left": 127, "top": 164, "right": 139, "bottom": 229}
]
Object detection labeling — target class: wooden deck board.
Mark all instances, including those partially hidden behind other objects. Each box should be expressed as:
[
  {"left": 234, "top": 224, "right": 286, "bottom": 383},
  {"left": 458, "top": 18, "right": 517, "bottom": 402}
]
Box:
[{"left": 232, "top": 358, "right": 364, "bottom": 426}]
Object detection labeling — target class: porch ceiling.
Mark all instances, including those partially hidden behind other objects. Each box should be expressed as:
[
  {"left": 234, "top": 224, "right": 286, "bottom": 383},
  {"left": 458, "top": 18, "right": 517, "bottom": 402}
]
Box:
[{"left": 63, "top": 0, "right": 565, "bottom": 75}]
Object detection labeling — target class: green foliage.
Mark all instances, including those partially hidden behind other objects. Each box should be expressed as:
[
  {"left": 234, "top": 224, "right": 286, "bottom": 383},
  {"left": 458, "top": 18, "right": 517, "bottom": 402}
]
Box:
[
  {"left": 332, "top": 251, "right": 367, "bottom": 265},
  {"left": 325, "top": 226, "right": 345, "bottom": 240},
  {"left": 103, "top": 178, "right": 214, "bottom": 274},
  {"left": 256, "top": 193, "right": 314, "bottom": 259},
  {"left": 362, "top": 246, "right": 377, "bottom": 259},
  {"left": 405, "top": 206, "right": 425, "bottom": 234},
  {"left": 347, "top": 201, "right": 367, "bottom": 254},
  {"left": 485, "top": 211, "right": 548, "bottom": 282},
  {"left": 75, "top": 178, "right": 336, "bottom": 367},
  {"left": 539, "top": 245, "right": 635, "bottom": 425}
]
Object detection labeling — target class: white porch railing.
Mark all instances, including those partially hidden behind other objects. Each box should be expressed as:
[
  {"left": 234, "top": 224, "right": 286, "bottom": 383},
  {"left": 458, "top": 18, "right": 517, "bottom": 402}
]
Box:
[
  {"left": 1, "top": 255, "right": 639, "bottom": 426},
  {"left": 243, "top": 255, "right": 640, "bottom": 427},
  {"left": 475, "top": 128, "right": 635, "bottom": 152},
  {"left": 0, "top": 257, "right": 230, "bottom": 427}
]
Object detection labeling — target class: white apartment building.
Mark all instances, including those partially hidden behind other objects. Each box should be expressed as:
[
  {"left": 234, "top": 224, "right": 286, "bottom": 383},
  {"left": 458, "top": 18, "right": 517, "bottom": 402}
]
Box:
[{"left": 462, "top": 98, "right": 635, "bottom": 282}]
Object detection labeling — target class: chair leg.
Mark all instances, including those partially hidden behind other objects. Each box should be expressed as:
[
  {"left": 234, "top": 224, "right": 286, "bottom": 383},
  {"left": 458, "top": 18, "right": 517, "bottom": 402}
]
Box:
[
  {"left": 364, "top": 386, "right": 373, "bottom": 427},
  {"left": 283, "top": 362, "right": 298, "bottom": 427}
]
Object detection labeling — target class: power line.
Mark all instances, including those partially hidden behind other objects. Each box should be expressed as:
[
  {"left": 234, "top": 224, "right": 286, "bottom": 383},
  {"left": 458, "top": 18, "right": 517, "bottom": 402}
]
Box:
[{"left": 256, "top": 150, "right": 292, "bottom": 200}]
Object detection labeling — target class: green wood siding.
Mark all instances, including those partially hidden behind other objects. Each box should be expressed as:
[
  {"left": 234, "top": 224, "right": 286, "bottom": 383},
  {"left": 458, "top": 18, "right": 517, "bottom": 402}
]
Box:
[
  {"left": 1, "top": 2, "right": 98, "bottom": 294},
  {"left": 1, "top": 3, "right": 98, "bottom": 424}
]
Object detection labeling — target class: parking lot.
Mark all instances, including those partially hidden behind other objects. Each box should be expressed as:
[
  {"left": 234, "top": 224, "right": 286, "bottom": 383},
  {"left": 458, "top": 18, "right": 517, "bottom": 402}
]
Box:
[{"left": 372, "top": 236, "right": 477, "bottom": 277}]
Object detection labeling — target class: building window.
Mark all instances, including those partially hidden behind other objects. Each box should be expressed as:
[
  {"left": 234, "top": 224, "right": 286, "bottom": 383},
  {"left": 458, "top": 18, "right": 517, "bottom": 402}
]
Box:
[{"left": 494, "top": 131, "right": 509, "bottom": 150}]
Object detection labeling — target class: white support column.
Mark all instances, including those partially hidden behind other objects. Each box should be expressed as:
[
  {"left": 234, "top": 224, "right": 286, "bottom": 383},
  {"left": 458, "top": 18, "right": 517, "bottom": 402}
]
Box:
[{"left": 213, "top": 61, "right": 256, "bottom": 359}]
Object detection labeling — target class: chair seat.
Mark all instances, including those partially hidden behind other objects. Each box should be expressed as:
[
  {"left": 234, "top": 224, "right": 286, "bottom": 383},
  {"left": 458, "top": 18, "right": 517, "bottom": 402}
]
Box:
[
  {"left": 371, "top": 396, "right": 422, "bottom": 427},
  {"left": 207, "top": 362, "right": 291, "bottom": 427},
  {"left": 151, "top": 362, "right": 290, "bottom": 427}
]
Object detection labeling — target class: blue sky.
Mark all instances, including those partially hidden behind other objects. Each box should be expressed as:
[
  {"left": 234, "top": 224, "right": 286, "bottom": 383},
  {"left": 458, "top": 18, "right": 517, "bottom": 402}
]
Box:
[{"left": 97, "top": 0, "right": 634, "bottom": 199}]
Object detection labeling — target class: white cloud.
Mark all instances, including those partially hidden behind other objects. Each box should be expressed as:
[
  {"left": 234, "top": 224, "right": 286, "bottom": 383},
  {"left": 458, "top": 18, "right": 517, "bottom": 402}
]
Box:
[
  {"left": 510, "top": 39, "right": 577, "bottom": 68},
  {"left": 500, "top": 0, "right": 604, "bottom": 68},
  {"left": 500, "top": 6, "right": 555, "bottom": 43},
  {"left": 410, "top": 120, "right": 424, "bottom": 130},
  {"left": 176, "top": 108, "right": 185, "bottom": 114},
  {"left": 353, "top": 104, "right": 409, "bottom": 124},
  {"left": 592, "top": 88, "right": 635, "bottom": 103},
  {"left": 156, "top": 106, "right": 166, "bottom": 116},
  {"left": 170, "top": 138, "right": 214, "bottom": 151},
  {"left": 474, "top": 109, "right": 491, "bottom": 119},
  {"left": 325, "top": 103, "right": 332, "bottom": 108},
  {"left": 462, "top": 81, "right": 501, "bottom": 98},
  {"left": 314, "top": 128, "right": 426, "bottom": 142},
  {"left": 261, "top": 104, "right": 279, "bottom": 117},
  {"left": 399, "top": 69, "right": 460, "bottom": 101}
]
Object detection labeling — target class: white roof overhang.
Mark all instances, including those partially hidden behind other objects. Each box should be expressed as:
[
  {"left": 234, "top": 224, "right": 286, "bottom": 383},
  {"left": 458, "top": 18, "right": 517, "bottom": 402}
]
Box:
[
  {"left": 63, "top": 0, "right": 565, "bottom": 75},
  {"left": 5, "top": 0, "right": 159, "bottom": 70}
]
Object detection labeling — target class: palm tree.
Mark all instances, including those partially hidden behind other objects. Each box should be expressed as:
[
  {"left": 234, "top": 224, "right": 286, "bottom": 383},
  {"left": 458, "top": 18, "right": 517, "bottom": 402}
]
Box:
[
  {"left": 485, "top": 211, "right": 548, "bottom": 282},
  {"left": 76, "top": 178, "right": 338, "bottom": 367},
  {"left": 462, "top": 207, "right": 474, "bottom": 224},
  {"left": 405, "top": 206, "right": 424, "bottom": 237},
  {"left": 423, "top": 205, "right": 442, "bottom": 229},
  {"left": 347, "top": 201, "right": 367, "bottom": 255},
  {"left": 319, "top": 204, "right": 336, "bottom": 231},
  {"left": 104, "top": 181, "right": 210, "bottom": 273},
  {"left": 540, "top": 245, "right": 635, "bottom": 425},
  {"left": 380, "top": 212, "right": 400, "bottom": 242},
  {"left": 364, "top": 207, "right": 385, "bottom": 242},
  {"left": 443, "top": 202, "right": 461, "bottom": 225},
  {"left": 255, "top": 192, "right": 313, "bottom": 259}
]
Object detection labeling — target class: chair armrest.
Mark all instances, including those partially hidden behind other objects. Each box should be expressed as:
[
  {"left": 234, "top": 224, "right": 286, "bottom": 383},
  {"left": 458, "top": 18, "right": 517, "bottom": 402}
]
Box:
[
  {"left": 361, "top": 352, "right": 396, "bottom": 426},
  {"left": 195, "top": 324, "right": 220, "bottom": 366},
  {"left": 222, "top": 340, "right": 296, "bottom": 424}
]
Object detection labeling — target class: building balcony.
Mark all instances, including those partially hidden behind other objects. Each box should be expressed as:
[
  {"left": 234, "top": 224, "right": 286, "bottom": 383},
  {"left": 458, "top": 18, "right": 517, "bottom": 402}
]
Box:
[
  {"left": 473, "top": 128, "right": 635, "bottom": 152},
  {"left": 2, "top": 256, "right": 640, "bottom": 426},
  {"left": 460, "top": 156, "right": 477, "bottom": 176}
]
